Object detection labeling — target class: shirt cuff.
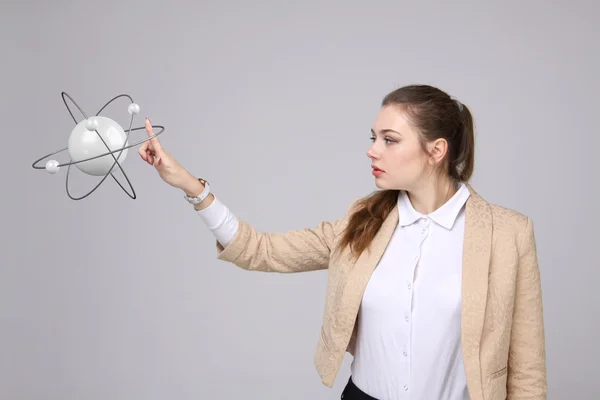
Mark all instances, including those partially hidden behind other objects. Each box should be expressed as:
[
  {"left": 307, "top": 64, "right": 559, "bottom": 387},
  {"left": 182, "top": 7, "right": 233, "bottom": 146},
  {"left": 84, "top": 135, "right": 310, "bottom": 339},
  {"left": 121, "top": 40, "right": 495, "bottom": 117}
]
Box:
[{"left": 196, "top": 195, "right": 239, "bottom": 247}]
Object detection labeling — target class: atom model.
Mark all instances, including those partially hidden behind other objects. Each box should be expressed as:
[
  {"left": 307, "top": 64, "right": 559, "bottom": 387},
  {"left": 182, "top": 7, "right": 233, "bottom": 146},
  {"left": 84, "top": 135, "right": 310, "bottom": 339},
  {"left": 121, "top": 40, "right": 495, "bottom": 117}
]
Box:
[{"left": 32, "top": 92, "right": 165, "bottom": 200}]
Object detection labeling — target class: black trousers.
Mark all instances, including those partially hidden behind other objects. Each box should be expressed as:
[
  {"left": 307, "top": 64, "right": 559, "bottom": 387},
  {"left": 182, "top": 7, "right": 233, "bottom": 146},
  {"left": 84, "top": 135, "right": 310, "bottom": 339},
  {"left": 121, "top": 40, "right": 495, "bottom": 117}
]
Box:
[{"left": 341, "top": 376, "right": 379, "bottom": 400}]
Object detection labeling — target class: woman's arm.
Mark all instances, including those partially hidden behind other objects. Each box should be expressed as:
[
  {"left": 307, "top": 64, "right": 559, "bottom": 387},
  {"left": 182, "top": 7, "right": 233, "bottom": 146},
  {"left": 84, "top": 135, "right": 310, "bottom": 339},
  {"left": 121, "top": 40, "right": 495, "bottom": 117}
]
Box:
[
  {"left": 507, "top": 217, "right": 548, "bottom": 399},
  {"left": 213, "top": 216, "right": 343, "bottom": 273},
  {"left": 139, "top": 119, "right": 348, "bottom": 274},
  {"left": 185, "top": 179, "right": 347, "bottom": 273}
]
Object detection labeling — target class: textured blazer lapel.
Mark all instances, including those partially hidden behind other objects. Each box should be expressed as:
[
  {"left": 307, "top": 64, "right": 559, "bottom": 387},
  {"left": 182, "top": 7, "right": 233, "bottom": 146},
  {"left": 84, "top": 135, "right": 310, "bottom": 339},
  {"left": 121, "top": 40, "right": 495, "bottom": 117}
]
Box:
[
  {"left": 461, "top": 184, "right": 493, "bottom": 400},
  {"left": 336, "top": 201, "right": 400, "bottom": 350},
  {"left": 318, "top": 200, "right": 400, "bottom": 387}
]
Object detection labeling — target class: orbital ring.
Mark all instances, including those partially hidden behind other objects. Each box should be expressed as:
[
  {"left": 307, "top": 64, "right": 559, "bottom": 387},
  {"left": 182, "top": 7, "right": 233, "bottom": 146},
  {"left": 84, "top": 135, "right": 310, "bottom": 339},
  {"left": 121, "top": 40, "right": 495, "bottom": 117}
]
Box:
[{"left": 31, "top": 125, "right": 165, "bottom": 170}]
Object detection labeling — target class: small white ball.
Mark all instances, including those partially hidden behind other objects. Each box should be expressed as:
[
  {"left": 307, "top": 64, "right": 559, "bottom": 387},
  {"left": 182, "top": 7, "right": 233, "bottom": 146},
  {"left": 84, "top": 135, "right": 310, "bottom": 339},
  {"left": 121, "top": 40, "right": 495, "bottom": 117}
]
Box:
[
  {"left": 128, "top": 103, "right": 140, "bottom": 115},
  {"left": 45, "top": 159, "right": 60, "bottom": 174},
  {"left": 85, "top": 118, "right": 99, "bottom": 131}
]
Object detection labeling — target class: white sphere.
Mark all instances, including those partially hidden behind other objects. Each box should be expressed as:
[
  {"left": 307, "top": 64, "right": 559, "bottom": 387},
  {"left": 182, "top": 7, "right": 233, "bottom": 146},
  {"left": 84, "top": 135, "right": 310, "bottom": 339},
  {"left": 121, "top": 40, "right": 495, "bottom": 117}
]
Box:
[
  {"left": 45, "top": 159, "right": 60, "bottom": 174},
  {"left": 128, "top": 103, "right": 140, "bottom": 115},
  {"left": 68, "top": 116, "right": 129, "bottom": 176},
  {"left": 85, "top": 118, "right": 99, "bottom": 131}
]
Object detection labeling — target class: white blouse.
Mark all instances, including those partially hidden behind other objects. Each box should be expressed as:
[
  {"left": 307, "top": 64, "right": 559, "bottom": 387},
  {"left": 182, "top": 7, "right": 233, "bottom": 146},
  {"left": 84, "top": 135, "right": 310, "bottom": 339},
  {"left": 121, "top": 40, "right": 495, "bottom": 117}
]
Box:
[{"left": 197, "top": 183, "right": 471, "bottom": 400}]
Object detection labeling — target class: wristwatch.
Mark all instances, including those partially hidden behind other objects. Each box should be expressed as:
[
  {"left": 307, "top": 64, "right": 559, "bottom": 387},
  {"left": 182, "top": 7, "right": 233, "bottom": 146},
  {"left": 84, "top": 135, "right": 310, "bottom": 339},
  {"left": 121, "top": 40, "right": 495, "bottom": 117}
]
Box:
[{"left": 183, "top": 178, "right": 211, "bottom": 205}]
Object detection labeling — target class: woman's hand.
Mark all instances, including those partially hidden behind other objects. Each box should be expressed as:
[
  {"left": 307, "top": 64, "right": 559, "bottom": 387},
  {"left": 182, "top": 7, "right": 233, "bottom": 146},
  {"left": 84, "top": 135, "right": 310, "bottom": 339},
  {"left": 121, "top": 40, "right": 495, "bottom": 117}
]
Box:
[{"left": 139, "top": 118, "right": 198, "bottom": 192}]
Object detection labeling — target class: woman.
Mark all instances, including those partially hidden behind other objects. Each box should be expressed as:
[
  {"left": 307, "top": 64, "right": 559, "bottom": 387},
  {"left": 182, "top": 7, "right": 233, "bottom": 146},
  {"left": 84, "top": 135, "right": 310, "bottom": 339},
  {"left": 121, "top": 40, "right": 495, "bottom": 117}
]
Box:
[{"left": 139, "top": 84, "right": 547, "bottom": 400}]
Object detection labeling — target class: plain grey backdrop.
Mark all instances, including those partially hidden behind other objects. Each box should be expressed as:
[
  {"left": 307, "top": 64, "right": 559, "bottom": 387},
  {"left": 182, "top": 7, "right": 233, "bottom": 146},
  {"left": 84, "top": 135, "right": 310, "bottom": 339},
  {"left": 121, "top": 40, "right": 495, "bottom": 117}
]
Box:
[{"left": 1, "top": 0, "right": 598, "bottom": 399}]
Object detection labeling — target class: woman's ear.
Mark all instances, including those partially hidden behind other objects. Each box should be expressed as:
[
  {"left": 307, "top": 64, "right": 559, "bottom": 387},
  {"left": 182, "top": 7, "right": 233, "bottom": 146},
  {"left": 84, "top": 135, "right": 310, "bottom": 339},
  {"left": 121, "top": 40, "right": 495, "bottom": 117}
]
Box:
[{"left": 427, "top": 138, "right": 449, "bottom": 165}]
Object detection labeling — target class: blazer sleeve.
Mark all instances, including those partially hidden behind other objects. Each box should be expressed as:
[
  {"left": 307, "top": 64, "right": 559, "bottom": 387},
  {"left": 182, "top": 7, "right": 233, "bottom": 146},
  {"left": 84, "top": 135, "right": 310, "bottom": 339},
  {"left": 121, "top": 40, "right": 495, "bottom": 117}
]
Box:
[
  {"left": 213, "top": 214, "right": 348, "bottom": 273},
  {"left": 507, "top": 216, "right": 548, "bottom": 399}
]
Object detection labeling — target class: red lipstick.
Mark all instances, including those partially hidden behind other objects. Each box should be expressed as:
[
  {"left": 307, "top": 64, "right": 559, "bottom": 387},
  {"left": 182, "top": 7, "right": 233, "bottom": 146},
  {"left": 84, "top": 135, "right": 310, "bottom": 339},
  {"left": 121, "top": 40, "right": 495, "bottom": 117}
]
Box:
[{"left": 371, "top": 164, "right": 384, "bottom": 177}]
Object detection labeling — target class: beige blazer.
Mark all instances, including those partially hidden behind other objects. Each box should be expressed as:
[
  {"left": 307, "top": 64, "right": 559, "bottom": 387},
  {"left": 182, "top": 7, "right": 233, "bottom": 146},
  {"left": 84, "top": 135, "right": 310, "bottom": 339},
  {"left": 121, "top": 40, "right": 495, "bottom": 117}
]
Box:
[{"left": 214, "top": 184, "right": 547, "bottom": 400}]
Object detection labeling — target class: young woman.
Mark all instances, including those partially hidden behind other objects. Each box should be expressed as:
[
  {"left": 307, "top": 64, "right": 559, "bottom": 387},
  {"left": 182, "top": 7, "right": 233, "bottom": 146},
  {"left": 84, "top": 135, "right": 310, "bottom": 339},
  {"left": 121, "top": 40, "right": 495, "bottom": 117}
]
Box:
[{"left": 139, "top": 84, "right": 547, "bottom": 400}]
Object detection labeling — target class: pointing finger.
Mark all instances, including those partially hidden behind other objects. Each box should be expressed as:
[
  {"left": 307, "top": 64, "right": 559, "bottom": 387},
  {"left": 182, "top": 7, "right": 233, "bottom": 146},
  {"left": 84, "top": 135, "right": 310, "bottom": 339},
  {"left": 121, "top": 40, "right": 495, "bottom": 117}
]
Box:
[{"left": 145, "top": 118, "right": 163, "bottom": 152}]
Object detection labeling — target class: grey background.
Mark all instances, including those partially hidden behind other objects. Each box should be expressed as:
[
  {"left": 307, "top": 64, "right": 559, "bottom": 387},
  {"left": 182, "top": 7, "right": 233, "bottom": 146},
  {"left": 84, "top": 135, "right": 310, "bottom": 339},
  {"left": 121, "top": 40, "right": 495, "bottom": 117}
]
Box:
[{"left": 1, "top": 0, "right": 598, "bottom": 399}]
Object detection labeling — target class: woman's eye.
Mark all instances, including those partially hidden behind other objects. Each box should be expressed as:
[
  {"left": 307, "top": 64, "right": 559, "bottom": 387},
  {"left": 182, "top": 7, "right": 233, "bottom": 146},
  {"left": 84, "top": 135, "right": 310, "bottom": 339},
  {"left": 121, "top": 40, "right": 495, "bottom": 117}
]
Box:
[{"left": 370, "top": 136, "right": 395, "bottom": 144}]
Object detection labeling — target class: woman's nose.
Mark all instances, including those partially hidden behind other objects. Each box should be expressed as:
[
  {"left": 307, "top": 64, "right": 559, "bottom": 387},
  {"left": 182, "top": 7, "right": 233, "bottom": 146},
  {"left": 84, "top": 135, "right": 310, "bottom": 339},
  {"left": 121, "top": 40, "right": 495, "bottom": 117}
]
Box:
[{"left": 366, "top": 146, "right": 379, "bottom": 159}]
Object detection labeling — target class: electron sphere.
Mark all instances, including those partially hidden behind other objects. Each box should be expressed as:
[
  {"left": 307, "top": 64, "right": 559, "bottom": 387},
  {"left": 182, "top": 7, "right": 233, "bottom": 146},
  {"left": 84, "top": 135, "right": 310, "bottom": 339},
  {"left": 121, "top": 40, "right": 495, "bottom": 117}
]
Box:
[
  {"left": 128, "top": 103, "right": 140, "bottom": 115},
  {"left": 85, "top": 117, "right": 99, "bottom": 131},
  {"left": 45, "top": 159, "right": 60, "bottom": 174},
  {"left": 32, "top": 92, "right": 165, "bottom": 200}
]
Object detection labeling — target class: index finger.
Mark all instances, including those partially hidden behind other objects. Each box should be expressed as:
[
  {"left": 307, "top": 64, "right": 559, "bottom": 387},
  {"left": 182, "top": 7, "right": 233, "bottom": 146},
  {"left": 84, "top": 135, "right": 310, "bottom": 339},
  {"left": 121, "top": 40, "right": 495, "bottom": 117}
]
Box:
[{"left": 144, "top": 118, "right": 163, "bottom": 151}]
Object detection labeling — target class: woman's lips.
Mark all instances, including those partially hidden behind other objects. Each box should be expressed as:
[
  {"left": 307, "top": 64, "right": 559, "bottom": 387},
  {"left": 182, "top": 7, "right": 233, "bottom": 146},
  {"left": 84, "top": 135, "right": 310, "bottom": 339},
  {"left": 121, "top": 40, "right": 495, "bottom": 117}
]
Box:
[{"left": 371, "top": 165, "right": 384, "bottom": 176}]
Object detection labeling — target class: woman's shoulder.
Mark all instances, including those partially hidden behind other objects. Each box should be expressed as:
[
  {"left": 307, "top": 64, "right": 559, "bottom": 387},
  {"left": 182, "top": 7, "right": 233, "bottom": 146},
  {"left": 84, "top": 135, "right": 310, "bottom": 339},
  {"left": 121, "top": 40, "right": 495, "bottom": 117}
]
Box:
[
  {"left": 488, "top": 202, "right": 529, "bottom": 224},
  {"left": 468, "top": 184, "right": 531, "bottom": 231},
  {"left": 486, "top": 202, "right": 532, "bottom": 243}
]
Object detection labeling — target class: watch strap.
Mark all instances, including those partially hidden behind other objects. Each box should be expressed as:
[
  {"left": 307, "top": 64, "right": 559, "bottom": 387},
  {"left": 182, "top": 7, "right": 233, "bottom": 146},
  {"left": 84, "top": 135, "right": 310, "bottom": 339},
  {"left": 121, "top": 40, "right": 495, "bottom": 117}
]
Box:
[{"left": 184, "top": 178, "right": 211, "bottom": 204}]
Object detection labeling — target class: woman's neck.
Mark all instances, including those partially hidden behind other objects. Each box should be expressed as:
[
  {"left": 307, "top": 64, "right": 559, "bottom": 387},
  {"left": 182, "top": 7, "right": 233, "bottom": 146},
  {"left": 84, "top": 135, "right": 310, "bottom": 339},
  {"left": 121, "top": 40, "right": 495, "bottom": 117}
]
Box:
[{"left": 407, "top": 178, "right": 457, "bottom": 215}]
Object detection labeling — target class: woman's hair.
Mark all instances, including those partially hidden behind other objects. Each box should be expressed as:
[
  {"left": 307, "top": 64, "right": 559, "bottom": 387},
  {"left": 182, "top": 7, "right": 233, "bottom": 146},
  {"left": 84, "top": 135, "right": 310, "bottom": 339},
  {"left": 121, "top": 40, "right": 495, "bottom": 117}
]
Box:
[{"left": 334, "top": 84, "right": 475, "bottom": 261}]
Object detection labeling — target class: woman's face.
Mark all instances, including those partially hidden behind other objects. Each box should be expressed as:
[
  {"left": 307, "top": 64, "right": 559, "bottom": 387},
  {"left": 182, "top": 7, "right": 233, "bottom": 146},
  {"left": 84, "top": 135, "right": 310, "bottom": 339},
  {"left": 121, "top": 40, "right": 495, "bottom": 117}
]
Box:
[{"left": 367, "top": 105, "right": 437, "bottom": 191}]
